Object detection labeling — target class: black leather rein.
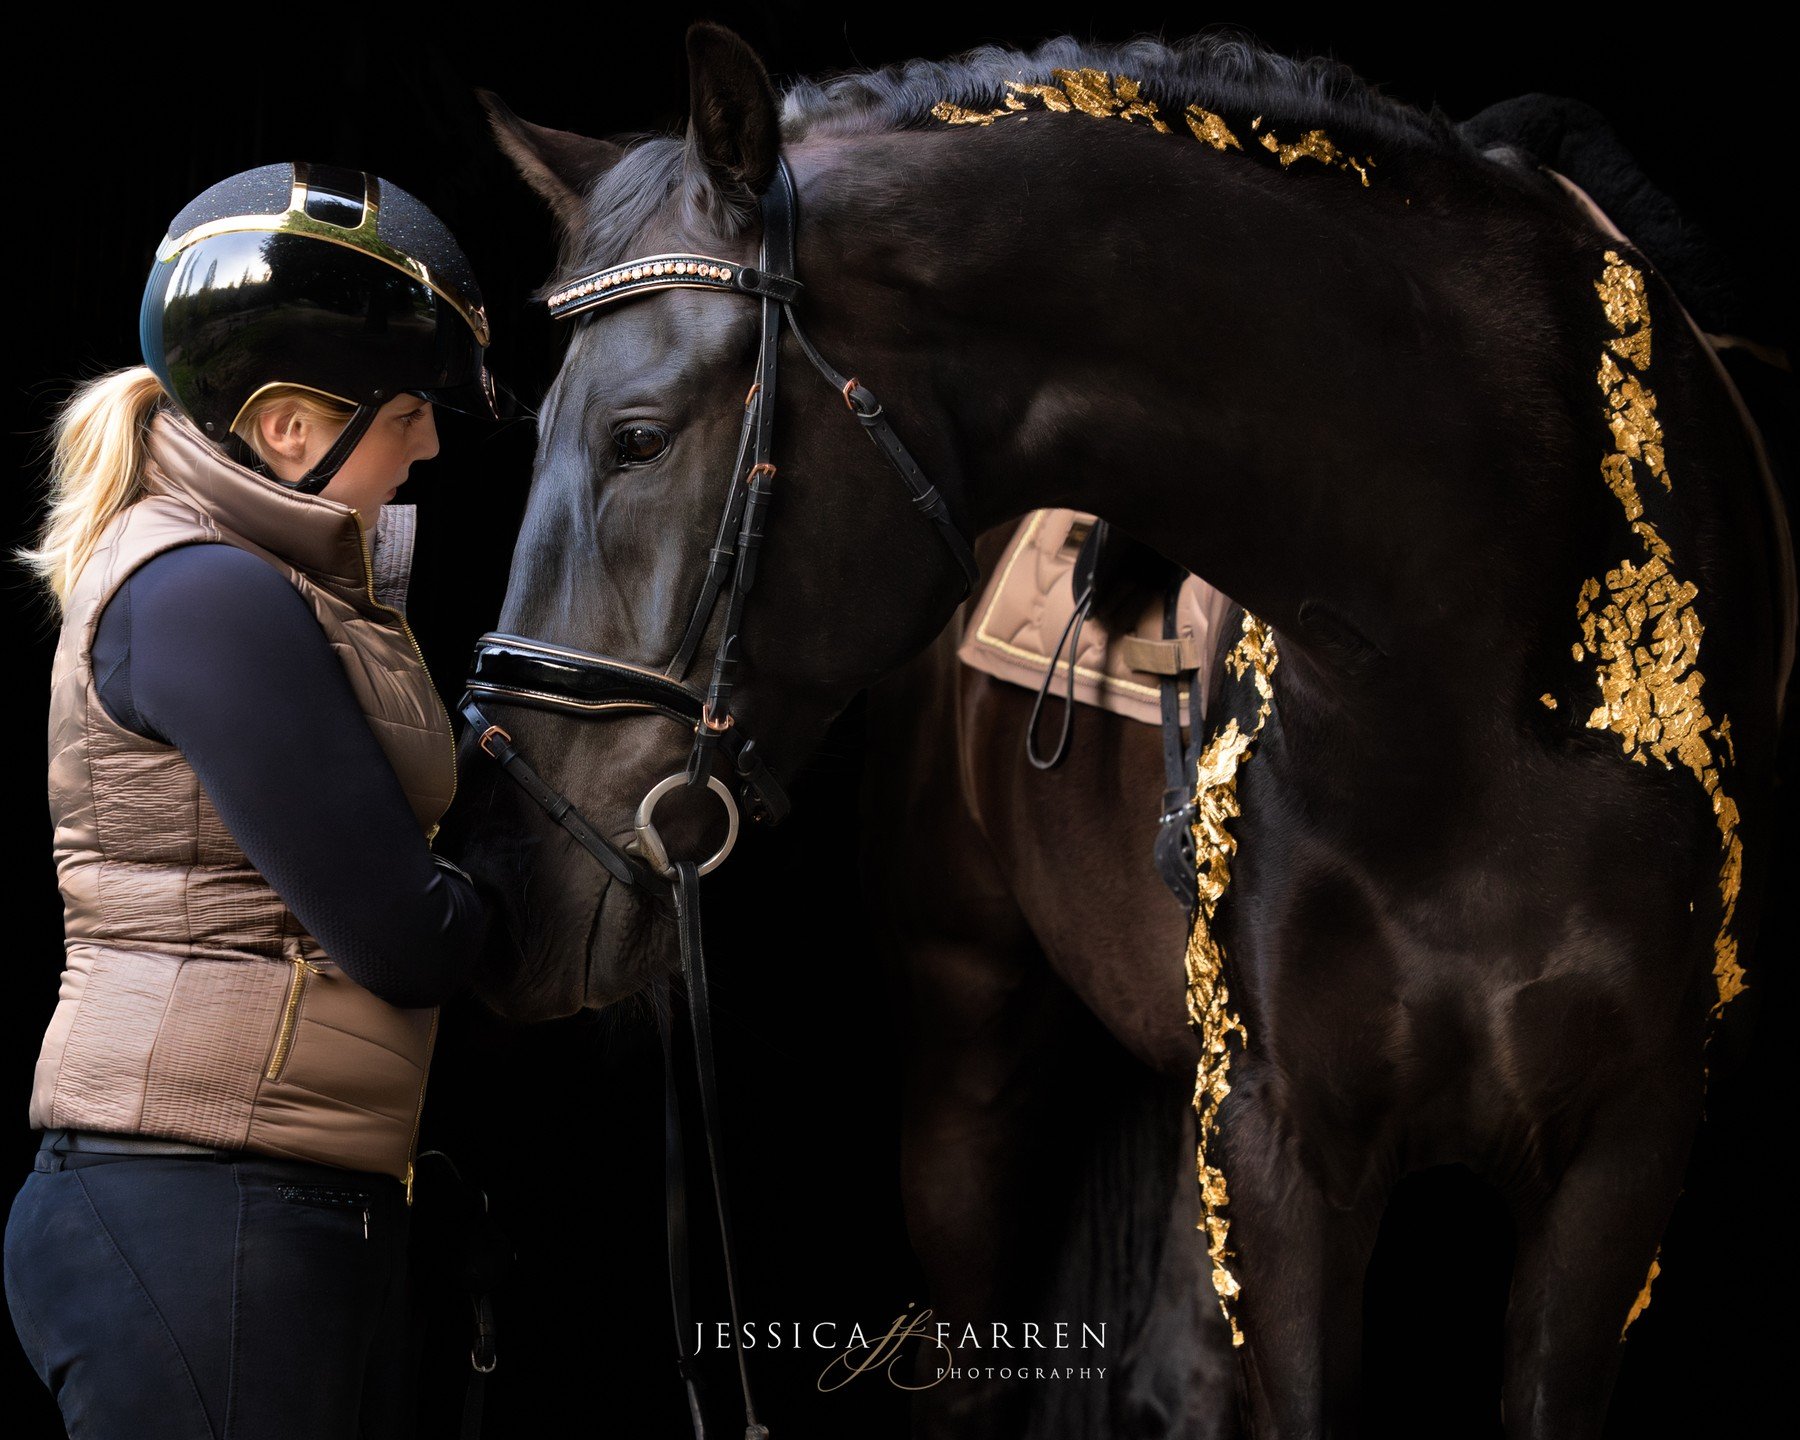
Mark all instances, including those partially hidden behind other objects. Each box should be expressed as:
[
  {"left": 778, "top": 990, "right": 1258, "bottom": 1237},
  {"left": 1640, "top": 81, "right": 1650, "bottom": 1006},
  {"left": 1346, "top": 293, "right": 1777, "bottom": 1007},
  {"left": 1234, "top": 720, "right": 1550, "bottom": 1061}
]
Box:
[{"left": 456, "top": 156, "right": 982, "bottom": 1440}]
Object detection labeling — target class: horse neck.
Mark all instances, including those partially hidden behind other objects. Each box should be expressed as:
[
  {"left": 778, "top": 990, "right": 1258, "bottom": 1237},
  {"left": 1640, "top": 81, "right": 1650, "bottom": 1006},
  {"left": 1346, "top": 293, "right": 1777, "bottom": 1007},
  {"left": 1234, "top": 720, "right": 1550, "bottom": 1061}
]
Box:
[{"left": 791, "top": 122, "right": 1590, "bottom": 703}]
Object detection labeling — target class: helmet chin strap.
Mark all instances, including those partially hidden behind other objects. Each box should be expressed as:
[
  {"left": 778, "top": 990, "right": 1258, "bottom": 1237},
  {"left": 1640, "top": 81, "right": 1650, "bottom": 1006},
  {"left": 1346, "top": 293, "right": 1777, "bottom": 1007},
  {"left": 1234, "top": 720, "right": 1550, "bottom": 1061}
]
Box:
[{"left": 290, "top": 404, "right": 379, "bottom": 496}]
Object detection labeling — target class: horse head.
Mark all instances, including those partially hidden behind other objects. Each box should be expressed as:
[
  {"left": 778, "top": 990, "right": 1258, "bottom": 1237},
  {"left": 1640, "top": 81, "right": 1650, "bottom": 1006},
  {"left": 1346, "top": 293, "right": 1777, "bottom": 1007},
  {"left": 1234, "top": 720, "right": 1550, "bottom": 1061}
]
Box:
[{"left": 458, "top": 25, "right": 974, "bottom": 1018}]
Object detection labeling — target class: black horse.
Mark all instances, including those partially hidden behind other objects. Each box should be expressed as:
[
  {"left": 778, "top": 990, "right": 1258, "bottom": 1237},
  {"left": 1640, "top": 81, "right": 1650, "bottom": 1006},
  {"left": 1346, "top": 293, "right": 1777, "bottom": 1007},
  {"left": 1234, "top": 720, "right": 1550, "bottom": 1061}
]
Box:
[{"left": 456, "top": 26, "right": 1792, "bottom": 1438}]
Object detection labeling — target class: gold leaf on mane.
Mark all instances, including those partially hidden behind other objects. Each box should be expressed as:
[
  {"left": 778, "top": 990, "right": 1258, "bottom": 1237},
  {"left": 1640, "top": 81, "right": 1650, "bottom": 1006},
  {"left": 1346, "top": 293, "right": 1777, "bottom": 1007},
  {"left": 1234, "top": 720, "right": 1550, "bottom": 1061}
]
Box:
[{"left": 1184, "top": 612, "right": 1279, "bottom": 1348}]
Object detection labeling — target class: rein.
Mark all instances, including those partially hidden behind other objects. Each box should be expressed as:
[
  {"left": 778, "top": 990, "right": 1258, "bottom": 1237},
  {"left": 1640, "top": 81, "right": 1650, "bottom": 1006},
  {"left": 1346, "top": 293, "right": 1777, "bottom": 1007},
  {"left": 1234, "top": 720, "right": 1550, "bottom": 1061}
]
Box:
[{"left": 458, "top": 155, "right": 980, "bottom": 1438}]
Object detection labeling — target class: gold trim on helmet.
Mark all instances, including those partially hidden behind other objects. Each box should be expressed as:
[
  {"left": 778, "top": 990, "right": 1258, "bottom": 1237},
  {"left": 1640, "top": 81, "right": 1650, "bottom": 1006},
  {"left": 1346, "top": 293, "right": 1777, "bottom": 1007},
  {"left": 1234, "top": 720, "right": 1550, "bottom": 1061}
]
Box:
[
  {"left": 154, "top": 164, "right": 492, "bottom": 347},
  {"left": 227, "top": 379, "right": 362, "bottom": 437}
]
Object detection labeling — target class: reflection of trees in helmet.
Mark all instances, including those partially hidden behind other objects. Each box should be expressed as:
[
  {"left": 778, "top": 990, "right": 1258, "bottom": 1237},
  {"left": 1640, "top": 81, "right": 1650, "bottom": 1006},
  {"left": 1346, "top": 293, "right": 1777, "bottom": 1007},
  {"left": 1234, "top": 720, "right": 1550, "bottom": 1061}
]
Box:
[{"left": 160, "top": 230, "right": 444, "bottom": 428}]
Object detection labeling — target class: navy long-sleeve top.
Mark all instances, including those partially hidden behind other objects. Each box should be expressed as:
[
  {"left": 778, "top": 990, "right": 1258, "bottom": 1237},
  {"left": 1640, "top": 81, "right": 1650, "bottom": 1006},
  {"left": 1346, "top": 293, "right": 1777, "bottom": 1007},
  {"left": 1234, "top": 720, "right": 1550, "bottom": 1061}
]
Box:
[{"left": 90, "top": 542, "right": 487, "bottom": 1007}]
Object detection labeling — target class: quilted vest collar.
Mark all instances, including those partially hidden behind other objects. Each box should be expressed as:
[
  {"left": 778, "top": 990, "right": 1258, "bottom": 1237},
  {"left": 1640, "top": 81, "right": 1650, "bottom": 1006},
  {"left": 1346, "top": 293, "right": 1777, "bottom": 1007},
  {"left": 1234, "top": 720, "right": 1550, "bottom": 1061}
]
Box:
[{"left": 139, "top": 408, "right": 385, "bottom": 608}]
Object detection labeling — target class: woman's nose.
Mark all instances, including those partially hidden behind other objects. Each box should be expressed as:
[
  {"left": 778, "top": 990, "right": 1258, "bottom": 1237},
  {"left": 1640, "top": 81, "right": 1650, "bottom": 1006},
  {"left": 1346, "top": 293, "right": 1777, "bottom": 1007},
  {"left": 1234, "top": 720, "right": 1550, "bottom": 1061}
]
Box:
[{"left": 418, "top": 408, "right": 441, "bottom": 461}]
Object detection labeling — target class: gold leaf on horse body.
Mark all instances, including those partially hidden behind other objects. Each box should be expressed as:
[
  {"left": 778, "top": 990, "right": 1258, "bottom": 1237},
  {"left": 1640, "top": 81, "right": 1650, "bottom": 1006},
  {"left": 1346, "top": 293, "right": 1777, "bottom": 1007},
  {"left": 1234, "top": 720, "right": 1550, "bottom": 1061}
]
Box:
[{"left": 1572, "top": 250, "right": 1744, "bottom": 1076}]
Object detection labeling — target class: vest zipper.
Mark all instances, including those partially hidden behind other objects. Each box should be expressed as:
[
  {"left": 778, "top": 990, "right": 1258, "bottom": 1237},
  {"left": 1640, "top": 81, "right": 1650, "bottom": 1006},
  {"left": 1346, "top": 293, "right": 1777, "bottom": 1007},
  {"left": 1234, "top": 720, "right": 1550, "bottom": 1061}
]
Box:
[
  {"left": 402, "top": 1006, "right": 440, "bottom": 1207},
  {"left": 266, "top": 940, "right": 322, "bottom": 1082},
  {"left": 351, "top": 512, "right": 458, "bottom": 842},
  {"left": 351, "top": 514, "right": 449, "bottom": 1204}
]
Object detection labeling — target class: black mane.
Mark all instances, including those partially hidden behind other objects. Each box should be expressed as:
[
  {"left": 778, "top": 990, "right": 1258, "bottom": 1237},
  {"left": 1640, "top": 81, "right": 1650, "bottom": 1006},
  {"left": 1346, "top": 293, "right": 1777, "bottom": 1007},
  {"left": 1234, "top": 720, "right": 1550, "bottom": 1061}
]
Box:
[
  {"left": 550, "top": 31, "right": 1475, "bottom": 296},
  {"left": 779, "top": 31, "right": 1465, "bottom": 157}
]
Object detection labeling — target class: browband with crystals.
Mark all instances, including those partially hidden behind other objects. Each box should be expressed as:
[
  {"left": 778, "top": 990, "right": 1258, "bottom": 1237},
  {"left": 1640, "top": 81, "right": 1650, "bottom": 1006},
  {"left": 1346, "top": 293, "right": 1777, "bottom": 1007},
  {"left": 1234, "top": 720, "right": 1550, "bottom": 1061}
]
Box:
[{"left": 545, "top": 252, "right": 802, "bottom": 320}]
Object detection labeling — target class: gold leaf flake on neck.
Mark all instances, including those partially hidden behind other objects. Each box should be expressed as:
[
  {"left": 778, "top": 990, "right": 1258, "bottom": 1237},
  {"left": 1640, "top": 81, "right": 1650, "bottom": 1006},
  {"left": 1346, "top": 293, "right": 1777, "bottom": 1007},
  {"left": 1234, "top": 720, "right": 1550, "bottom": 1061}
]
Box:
[
  {"left": 1055, "top": 67, "right": 1125, "bottom": 119},
  {"left": 1185, "top": 104, "right": 1243, "bottom": 151},
  {"left": 929, "top": 101, "right": 1017, "bottom": 127},
  {"left": 927, "top": 71, "right": 1371, "bottom": 184},
  {"left": 1004, "top": 79, "right": 1074, "bottom": 113},
  {"left": 1258, "top": 126, "right": 1373, "bottom": 185}
]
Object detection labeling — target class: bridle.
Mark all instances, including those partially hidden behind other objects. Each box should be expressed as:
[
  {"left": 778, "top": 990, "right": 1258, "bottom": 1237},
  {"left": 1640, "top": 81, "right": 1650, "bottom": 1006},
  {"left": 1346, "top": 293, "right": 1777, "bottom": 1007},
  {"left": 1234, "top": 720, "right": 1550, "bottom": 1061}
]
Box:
[
  {"left": 455, "top": 155, "right": 979, "bottom": 1438},
  {"left": 459, "top": 155, "right": 977, "bottom": 891}
]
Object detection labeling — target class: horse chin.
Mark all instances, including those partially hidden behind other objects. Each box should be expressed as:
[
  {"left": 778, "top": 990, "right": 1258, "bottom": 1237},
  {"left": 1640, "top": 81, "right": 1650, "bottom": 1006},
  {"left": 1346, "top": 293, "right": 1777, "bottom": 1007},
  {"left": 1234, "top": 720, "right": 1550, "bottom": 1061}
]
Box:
[
  {"left": 583, "top": 874, "right": 691, "bottom": 1010},
  {"left": 458, "top": 802, "right": 693, "bottom": 1022},
  {"left": 469, "top": 852, "right": 617, "bottom": 1022},
  {"left": 473, "top": 875, "right": 680, "bottom": 1019},
  {"left": 471, "top": 913, "right": 593, "bottom": 1022}
]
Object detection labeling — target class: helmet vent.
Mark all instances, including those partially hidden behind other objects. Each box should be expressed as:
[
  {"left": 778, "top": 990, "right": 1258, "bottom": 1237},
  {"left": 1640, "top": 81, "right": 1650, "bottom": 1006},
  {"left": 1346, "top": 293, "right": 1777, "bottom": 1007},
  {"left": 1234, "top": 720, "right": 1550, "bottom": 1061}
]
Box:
[{"left": 299, "top": 163, "right": 369, "bottom": 230}]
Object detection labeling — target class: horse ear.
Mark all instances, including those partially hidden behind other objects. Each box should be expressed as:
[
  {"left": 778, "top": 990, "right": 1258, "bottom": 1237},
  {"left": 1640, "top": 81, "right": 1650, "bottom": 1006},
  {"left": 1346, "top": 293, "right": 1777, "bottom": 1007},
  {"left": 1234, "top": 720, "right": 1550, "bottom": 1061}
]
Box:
[
  {"left": 479, "top": 90, "right": 623, "bottom": 232},
  {"left": 685, "top": 22, "right": 780, "bottom": 196}
]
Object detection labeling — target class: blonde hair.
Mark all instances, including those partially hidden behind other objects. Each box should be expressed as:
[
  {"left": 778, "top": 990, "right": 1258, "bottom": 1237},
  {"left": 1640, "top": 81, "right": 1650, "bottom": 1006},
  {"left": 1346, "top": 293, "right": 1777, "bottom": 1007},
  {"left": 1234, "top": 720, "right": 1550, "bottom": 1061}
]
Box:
[
  {"left": 13, "top": 367, "right": 166, "bottom": 613},
  {"left": 231, "top": 385, "right": 358, "bottom": 468},
  {"left": 15, "top": 376, "right": 362, "bottom": 615}
]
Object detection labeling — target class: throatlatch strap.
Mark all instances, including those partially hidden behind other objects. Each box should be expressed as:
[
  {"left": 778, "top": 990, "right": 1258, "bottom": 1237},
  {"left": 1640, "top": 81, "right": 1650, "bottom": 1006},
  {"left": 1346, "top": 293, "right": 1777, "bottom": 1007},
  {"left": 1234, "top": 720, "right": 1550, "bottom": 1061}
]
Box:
[
  {"left": 782, "top": 312, "right": 979, "bottom": 597},
  {"left": 768, "top": 154, "right": 977, "bottom": 598}
]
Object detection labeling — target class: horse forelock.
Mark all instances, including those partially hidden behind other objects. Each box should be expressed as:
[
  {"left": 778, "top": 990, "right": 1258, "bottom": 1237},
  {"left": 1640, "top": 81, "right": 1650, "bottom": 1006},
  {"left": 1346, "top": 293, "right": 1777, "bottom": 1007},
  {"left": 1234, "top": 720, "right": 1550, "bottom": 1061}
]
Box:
[
  {"left": 536, "top": 133, "right": 758, "bottom": 303},
  {"left": 777, "top": 30, "right": 1470, "bottom": 162}
]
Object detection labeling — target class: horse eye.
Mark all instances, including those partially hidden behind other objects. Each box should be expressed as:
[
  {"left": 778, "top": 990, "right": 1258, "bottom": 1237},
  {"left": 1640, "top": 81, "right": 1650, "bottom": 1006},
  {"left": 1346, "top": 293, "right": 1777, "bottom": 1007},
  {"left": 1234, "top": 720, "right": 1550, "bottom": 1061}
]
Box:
[{"left": 614, "top": 423, "right": 670, "bottom": 467}]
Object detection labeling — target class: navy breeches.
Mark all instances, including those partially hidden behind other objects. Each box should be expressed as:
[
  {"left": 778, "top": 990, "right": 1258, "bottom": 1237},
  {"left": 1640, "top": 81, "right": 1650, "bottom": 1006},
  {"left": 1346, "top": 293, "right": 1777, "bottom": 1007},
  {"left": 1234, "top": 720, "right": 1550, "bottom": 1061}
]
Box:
[{"left": 5, "top": 1143, "right": 415, "bottom": 1439}]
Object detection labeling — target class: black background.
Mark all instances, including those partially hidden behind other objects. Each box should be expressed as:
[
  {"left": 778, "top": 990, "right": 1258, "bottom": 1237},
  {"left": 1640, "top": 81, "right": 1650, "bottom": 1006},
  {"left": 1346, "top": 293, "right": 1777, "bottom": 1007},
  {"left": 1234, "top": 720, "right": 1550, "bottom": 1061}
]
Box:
[{"left": 5, "top": 5, "right": 1792, "bottom": 1437}]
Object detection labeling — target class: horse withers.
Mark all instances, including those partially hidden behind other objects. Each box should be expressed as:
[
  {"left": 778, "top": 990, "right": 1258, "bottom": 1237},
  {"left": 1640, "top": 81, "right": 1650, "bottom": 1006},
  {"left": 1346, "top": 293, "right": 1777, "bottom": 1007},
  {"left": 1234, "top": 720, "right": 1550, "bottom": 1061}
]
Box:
[{"left": 455, "top": 25, "right": 1790, "bottom": 1438}]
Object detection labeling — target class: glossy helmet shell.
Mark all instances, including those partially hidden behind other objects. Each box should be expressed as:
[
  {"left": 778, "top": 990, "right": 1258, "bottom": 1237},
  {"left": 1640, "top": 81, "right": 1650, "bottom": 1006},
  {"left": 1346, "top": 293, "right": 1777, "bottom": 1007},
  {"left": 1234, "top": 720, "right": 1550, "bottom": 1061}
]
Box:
[{"left": 140, "top": 161, "right": 497, "bottom": 439}]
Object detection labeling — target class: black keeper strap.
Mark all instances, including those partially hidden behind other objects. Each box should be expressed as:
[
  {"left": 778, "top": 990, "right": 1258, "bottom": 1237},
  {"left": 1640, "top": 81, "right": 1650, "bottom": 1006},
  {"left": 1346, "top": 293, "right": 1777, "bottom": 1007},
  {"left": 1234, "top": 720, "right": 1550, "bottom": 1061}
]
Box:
[{"left": 457, "top": 696, "right": 651, "bottom": 889}]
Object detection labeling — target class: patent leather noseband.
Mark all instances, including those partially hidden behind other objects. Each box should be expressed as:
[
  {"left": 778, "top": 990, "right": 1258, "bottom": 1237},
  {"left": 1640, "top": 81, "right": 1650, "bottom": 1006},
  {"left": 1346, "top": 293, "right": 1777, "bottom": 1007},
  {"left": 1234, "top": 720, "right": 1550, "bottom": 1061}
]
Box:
[{"left": 460, "top": 636, "right": 747, "bottom": 889}]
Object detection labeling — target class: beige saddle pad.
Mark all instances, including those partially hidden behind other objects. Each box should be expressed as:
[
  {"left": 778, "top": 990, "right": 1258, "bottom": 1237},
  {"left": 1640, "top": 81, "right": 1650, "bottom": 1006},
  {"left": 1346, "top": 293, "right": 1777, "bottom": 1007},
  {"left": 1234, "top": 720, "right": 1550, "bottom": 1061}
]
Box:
[{"left": 957, "top": 509, "right": 1233, "bottom": 727}]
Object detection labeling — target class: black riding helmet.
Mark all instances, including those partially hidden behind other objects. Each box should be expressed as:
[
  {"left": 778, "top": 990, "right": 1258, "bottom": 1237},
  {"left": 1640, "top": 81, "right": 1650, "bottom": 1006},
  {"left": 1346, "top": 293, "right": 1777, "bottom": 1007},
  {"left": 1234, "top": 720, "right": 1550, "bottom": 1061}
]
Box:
[{"left": 141, "top": 161, "right": 499, "bottom": 493}]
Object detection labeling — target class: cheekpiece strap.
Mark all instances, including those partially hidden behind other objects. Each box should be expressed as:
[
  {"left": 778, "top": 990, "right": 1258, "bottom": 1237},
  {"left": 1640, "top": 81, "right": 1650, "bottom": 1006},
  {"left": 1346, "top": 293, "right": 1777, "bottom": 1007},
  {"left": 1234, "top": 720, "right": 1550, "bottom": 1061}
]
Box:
[{"left": 546, "top": 254, "right": 802, "bottom": 321}]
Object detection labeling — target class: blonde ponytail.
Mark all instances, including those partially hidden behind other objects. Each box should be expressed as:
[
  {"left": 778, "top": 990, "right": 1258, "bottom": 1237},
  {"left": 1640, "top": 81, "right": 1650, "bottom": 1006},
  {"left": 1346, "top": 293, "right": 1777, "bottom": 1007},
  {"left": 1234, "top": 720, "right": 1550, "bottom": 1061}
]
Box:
[{"left": 14, "top": 367, "right": 167, "bottom": 613}]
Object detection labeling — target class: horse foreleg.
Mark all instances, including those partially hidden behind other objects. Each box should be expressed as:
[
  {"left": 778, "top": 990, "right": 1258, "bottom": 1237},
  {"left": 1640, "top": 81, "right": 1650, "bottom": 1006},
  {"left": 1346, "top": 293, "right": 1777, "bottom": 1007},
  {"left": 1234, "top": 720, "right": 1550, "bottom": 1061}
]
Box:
[
  {"left": 898, "top": 926, "right": 1079, "bottom": 1439},
  {"left": 1500, "top": 1080, "right": 1700, "bottom": 1440},
  {"left": 1218, "top": 1064, "right": 1384, "bottom": 1439}
]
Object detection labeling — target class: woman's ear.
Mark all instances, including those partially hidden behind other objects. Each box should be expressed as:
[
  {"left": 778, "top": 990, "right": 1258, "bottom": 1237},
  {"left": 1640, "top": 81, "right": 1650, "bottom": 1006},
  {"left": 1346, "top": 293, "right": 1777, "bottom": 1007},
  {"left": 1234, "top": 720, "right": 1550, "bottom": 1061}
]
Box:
[{"left": 254, "top": 404, "right": 313, "bottom": 481}]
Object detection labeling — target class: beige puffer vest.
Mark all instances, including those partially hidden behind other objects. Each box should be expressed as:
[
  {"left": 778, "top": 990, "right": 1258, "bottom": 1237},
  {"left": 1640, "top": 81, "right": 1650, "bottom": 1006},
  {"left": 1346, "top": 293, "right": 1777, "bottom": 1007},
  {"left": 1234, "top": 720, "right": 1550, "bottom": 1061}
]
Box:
[{"left": 28, "top": 410, "right": 457, "bottom": 1188}]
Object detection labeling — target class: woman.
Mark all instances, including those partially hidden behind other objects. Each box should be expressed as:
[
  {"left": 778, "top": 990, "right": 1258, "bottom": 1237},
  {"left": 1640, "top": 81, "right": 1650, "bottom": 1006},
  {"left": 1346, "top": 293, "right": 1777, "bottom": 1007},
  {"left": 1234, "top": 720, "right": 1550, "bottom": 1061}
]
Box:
[{"left": 5, "top": 161, "right": 495, "bottom": 1439}]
